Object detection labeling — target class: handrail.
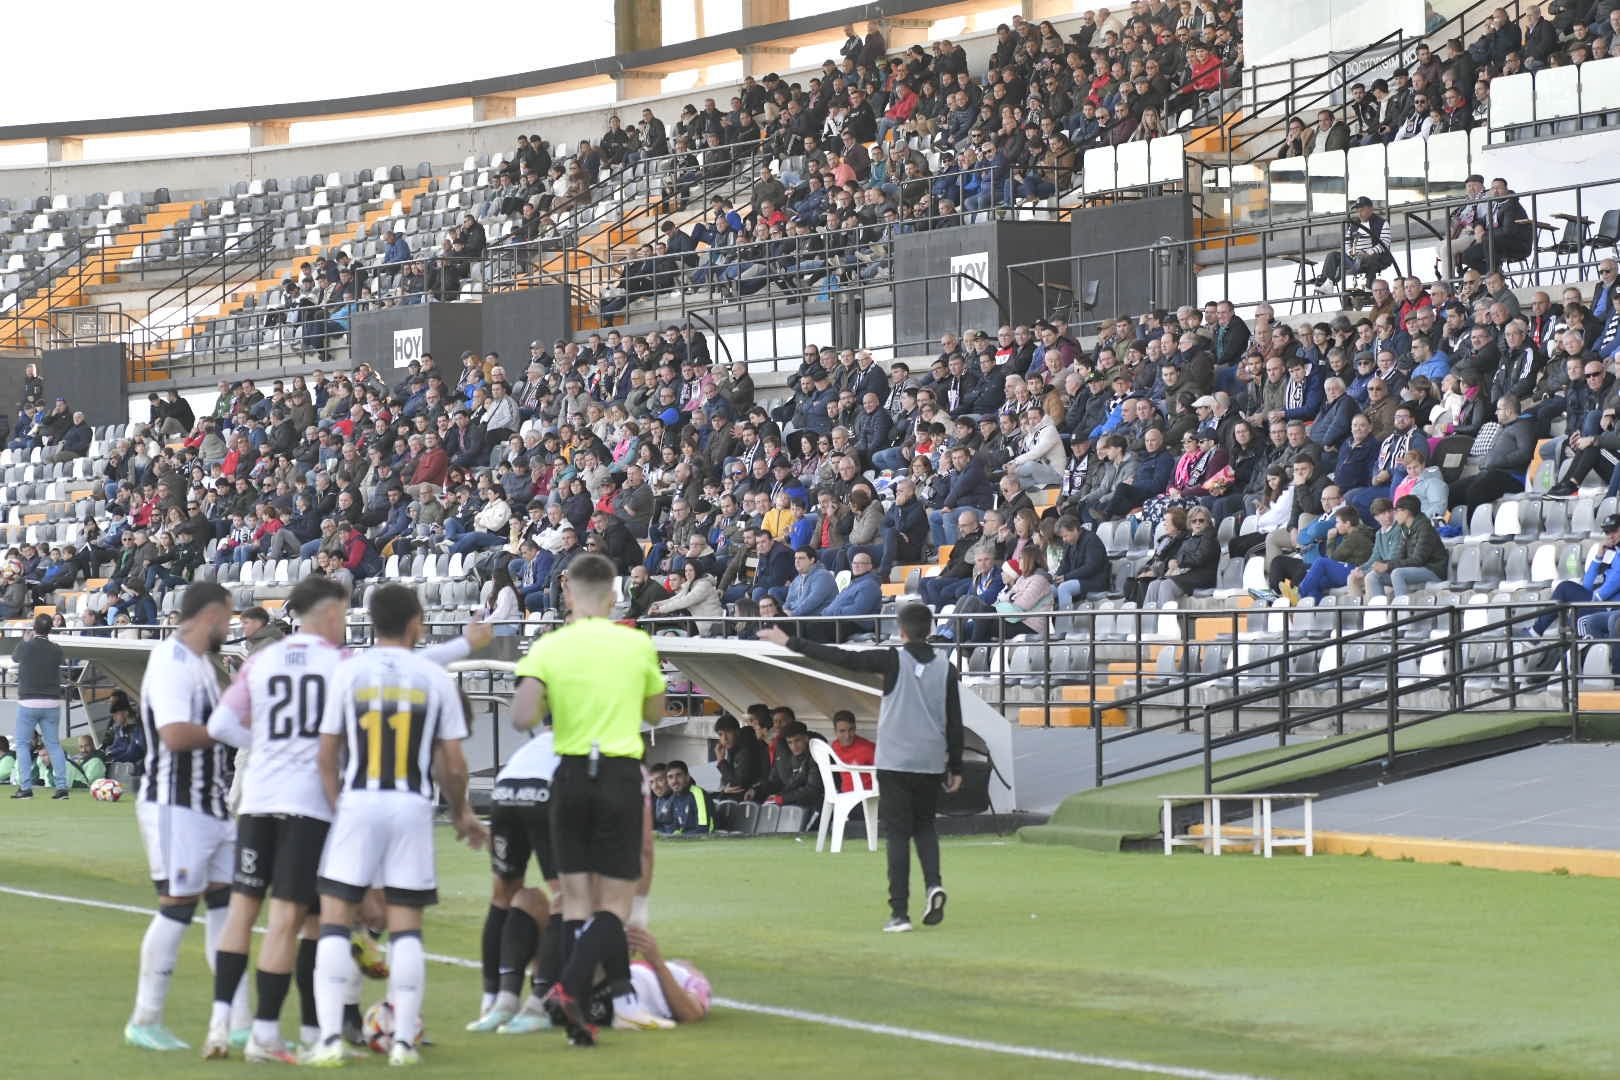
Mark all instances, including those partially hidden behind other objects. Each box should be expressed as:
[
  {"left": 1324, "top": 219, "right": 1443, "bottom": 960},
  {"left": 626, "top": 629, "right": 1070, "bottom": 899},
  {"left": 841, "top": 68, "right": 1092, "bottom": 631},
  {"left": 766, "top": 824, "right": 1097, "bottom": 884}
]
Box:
[
  {"left": 1220, "top": 0, "right": 1521, "bottom": 169},
  {"left": 1091, "top": 602, "right": 1570, "bottom": 793},
  {"left": 1003, "top": 168, "right": 1620, "bottom": 338},
  {"left": 1088, "top": 607, "right": 1443, "bottom": 784},
  {"left": 1227, "top": 29, "right": 1405, "bottom": 163},
  {"left": 1204, "top": 610, "right": 1566, "bottom": 791}
]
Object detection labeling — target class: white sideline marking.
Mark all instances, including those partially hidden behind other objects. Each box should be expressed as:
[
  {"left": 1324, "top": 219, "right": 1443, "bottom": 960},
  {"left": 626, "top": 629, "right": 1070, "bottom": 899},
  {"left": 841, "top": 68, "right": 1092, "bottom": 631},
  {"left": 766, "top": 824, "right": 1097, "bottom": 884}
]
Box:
[{"left": 0, "top": 883, "right": 1273, "bottom": 1080}]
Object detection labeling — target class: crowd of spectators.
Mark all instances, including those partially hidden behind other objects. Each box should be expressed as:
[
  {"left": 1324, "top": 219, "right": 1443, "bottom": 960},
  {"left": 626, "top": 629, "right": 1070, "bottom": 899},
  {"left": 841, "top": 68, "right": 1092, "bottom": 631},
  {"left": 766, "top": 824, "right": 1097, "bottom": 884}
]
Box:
[
  {"left": 192, "top": 5, "right": 1250, "bottom": 354},
  {"left": 0, "top": 234, "right": 1591, "bottom": 651},
  {"left": 1281, "top": 2, "right": 1620, "bottom": 155},
  {"left": 523, "top": 5, "right": 1244, "bottom": 316}
]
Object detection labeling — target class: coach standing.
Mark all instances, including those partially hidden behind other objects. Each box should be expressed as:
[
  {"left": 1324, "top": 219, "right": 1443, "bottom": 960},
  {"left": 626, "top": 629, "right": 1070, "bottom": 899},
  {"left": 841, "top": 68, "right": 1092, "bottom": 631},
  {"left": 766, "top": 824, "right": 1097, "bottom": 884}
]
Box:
[
  {"left": 761, "top": 602, "right": 963, "bottom": 933},
  {"left": 509, "top": 552, "right": 666, "bottom": 1044}
]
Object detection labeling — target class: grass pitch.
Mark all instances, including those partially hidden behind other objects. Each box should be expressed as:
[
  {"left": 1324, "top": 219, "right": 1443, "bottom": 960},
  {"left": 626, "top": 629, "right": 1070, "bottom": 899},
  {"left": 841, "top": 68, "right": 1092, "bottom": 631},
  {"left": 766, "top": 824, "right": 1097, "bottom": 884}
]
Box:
[{"left": 3, "top": 797, "right": 1618, "bottom": 1078}]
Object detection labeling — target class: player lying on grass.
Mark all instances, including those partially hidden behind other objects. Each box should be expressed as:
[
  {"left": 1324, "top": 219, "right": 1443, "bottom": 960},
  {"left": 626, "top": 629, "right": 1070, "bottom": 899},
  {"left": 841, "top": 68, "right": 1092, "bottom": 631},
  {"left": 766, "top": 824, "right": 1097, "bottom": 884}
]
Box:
[{"left": 608, "top": 927, "right": 710, "bottom": 1028}]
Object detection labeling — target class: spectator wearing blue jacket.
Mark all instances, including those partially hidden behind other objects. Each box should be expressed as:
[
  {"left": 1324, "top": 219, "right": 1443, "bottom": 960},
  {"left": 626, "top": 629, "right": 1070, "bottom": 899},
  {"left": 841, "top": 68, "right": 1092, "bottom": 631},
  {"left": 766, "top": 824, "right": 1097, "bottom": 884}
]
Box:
[
  {"left": 806, "top": 550, "right": 882, "bottom": 642},
  {"left": 371, "top": 491, "right": 413, "bottom": 553},
  {"left": 1100, "top": 429, "right": 1174, "bottom": 518},
  {"left": 1530, "top": 513, "right": 1620, "bottom": 636},
  {"left": 103, "top": 700, "right": 145, "bottom": 764},
  {"left": 1311, "top": 378, "right": 1360, "bottom": 453},
  {"left": 929, "top": 446, "right": 994, "bottom": 546},
  {"left": 725, "top": 532, "right": 794, "bottom": 605},
  {"left": 878, "top": 478, "right": 928, "bottom": 577},
  {"left": 52, "top": 411, "right": 92, "bottom": 463},
  {"left": 1280, "top": 355, "right": 1325, "bottom": 423},
  {"left": 381, "top": 231, "right": 411, "bottom": 269},
  {"left": 656, "top": 761, "right": 712, "bottom": 835},
  {"left": 1331, "top": 414, "right": 1378, "bottom": 492},
  {"left": 783, "top": 548, "right": 838, "bottom": 619}
]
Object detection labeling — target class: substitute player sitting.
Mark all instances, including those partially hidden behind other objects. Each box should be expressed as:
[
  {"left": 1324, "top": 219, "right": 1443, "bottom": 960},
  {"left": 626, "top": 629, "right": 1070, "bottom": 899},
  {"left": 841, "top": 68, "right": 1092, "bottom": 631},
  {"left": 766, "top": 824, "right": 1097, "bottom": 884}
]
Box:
[
  {"left": 306, "top": 585, "right": 487, "bottom": 1067},
  {"left": 509, "top": 552, "right": 666, "bottom": 1045}
]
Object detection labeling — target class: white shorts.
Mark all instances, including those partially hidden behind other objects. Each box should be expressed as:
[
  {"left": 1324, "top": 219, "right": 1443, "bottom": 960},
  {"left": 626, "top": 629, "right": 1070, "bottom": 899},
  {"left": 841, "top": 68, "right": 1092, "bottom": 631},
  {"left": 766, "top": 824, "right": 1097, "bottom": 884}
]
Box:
[
  {"left": 317, "top": 790, "right": 438, "bottom": 907},
  {"left": 136, "top": 802, "right": 236, "bottom": 898}
]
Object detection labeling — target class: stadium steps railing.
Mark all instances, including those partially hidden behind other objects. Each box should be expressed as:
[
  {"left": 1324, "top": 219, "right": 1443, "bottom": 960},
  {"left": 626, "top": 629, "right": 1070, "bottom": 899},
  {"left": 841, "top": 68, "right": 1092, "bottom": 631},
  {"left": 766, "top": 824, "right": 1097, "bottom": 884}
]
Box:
[
  {"left": 0, "top": 200, "right": 201, "bottom": 353},
  {"left": 128, "top": 179, "right": 434, "bottom": 381}
]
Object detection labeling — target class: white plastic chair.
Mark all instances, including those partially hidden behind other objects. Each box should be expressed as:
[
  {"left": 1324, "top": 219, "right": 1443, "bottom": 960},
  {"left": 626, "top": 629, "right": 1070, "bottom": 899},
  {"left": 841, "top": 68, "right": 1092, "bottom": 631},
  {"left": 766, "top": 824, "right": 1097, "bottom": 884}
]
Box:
[{"left": 808, "top": 739, "right": 879, "bottom": 854}]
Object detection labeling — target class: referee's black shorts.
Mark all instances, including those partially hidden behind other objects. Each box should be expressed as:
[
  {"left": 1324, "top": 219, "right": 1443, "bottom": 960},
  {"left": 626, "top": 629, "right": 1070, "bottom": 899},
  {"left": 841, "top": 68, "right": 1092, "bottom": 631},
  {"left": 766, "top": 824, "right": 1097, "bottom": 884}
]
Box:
[{"left": 549, "top": 755, "right": 645, "bottom": 881}]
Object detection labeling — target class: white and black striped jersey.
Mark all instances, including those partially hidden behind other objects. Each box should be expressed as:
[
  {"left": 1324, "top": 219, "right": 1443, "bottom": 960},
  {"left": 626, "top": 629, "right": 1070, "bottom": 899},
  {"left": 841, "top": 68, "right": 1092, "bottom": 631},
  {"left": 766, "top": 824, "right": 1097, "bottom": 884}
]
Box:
[
  {"left": 319, "top": 646, "right": 467, "bottom": 800},
  {"left": 139, "top": 637, "right": 231, "bottom": 819}
]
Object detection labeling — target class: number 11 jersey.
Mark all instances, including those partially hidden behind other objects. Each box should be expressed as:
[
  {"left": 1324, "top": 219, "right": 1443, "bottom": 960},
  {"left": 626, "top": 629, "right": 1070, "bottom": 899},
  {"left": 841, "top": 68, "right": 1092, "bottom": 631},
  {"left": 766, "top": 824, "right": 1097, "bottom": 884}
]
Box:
[
  {"left": 217, "top": 632, "right": 345, "bottom": 821},
  {"left": 321, "top": 645, "right": 467, "bottom": 801}
]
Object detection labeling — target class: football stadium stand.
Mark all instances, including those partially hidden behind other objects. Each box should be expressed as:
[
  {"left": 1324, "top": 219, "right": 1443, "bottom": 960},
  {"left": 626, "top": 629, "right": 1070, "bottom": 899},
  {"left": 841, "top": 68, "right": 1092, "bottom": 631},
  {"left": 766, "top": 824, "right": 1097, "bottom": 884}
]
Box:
[{"left": 7, "top": 0, "right": 1620, "bottom": 845}]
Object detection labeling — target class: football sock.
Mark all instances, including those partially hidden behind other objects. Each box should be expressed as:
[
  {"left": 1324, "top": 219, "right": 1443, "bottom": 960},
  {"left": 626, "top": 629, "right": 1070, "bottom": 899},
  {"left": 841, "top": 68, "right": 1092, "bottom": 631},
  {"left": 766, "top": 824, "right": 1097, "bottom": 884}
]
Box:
[
  {"left": 388, "top": 931, "right": 425, "bottom": 1049},
  {"left": 562, "top": 912, "right": 625, "bottom": 1003},
  {"left": 296, "top": 938, "right": 318, "bottom": 1033},
  {"left": 561, "top": 918, "right": 584, "bottom": 970},
  {"left": 497, "top": 908, "right": 539, "bottom": 996},
  {"left": 204, "top": 892, "right": 251, "bottom": 1030},
  {"left": 598, "top": 910, "right": 631, "bottom": 987},
  {"left": 480, "top": 904, "right": 508, "bottom": 997},
  {"left": 253, "top": 969, "right": 292, "bottom": 1046},
  {"left": 314, "top": 924, "right": 355, "bottom": 1044},
  {"left": 534, "top": 913, "right": 564, "bottom": 992},
  {"left": 210, "top": 949, "right": 249, "bottom": 1030},
  {"left": 131, "top": 901, "right": 193, "bottom": 1026}
]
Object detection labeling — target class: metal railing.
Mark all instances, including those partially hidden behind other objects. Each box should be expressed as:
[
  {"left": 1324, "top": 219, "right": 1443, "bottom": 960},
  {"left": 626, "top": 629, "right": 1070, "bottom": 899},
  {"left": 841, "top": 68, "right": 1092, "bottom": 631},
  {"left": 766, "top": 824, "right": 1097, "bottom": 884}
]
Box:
[
  {"left": 1223, "top": 0, "right": 1521, "bottom": 167},
  {"left": 1004, "top": 171, "right": 1620, "bottom": 339},
  {"left": 1091, "top": 601, "right": 1572, "bottom": 794}
]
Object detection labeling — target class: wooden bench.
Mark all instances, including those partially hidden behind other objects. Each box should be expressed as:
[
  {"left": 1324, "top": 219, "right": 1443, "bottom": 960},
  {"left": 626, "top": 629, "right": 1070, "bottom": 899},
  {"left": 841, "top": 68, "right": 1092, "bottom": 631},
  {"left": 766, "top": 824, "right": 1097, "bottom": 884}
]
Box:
[{"left": 1159, "top": 792, "right": 1317, "bottom": 857}]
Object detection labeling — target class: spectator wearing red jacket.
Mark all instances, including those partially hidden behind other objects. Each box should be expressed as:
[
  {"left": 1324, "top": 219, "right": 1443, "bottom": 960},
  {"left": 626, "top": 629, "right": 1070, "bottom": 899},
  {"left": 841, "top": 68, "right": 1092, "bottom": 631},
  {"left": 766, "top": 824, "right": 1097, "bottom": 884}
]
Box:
[
  {"left": 1167, "top": 45, "right": 1223, "bottom": 118},
  {"left": 830, "top": 709, "right": 876, "bottom": 793},
  {"left": 338, "top": 522, "right": 381, "bottom": 579},
  {"left": 411, "top": 431, "right": 450, "bottom": 491}
]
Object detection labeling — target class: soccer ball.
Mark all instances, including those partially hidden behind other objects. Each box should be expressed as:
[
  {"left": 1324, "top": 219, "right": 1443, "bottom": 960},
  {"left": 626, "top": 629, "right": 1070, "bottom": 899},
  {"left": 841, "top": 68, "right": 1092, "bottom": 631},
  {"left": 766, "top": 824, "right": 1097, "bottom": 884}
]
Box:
[
  {"left": 90, "top": 778, "right": 123, "bottom": 802},
  {"left": 362, "top": 1000, "right": 423, "bottom": 1053}
]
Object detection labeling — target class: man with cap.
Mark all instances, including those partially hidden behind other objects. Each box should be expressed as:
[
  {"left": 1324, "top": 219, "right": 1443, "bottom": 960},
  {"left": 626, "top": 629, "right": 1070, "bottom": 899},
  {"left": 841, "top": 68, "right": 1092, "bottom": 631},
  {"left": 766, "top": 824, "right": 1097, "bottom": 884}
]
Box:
[{"left": 1312, "top": 197, "right": 1393, "bottom": 292}]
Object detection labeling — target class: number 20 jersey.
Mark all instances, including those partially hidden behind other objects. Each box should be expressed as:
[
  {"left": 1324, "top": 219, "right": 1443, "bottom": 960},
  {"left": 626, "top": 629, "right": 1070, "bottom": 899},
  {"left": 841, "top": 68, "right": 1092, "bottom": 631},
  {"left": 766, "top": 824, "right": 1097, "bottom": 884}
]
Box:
[
  {"left": 319, "top": 645, "right": 467, "bottom": 801},
  {"left": 219, "top": 633, "right": 346, "bottom": 821}
]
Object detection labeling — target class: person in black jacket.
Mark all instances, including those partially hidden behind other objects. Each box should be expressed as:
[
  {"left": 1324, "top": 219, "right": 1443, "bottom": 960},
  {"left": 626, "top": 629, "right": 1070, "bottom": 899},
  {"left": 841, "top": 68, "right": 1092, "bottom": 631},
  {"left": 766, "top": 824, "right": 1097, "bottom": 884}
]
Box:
[
  {"left": 878, "top": 477, "right": 927, "bottom": 577},
  {"left": 1151, "top": 504, "right": 1216, "bottom": 598},
  {"left": 713, "top": 715, "right": 769, "bottom": 799},
  {"left": 748, "top": 721, "right": 823, "bottom": 812},
  {"left": 1053, "top": 516, "right": 1110, "bottom": 607}
]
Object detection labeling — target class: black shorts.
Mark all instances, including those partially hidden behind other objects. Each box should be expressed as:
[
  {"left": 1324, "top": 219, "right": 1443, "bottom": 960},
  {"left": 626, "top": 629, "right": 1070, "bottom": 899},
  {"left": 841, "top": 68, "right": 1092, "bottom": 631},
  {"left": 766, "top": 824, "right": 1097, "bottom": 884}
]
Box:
[
  {"left": 234, "top": 813, "right": 331, "bottom": 909},
  {"left": 549, "top": 755, "right": 645, "bottom": 881},
  {"left": 490, "top": 779, "right": 556, "bottom": 883}
]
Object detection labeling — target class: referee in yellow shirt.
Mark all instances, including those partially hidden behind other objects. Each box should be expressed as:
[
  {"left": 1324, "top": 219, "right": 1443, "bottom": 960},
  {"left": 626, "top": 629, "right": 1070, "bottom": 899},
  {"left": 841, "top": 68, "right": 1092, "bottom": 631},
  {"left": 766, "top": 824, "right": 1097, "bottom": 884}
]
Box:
[{"left": 509, "top": 552, "right": 665, "bottom": 1046}]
